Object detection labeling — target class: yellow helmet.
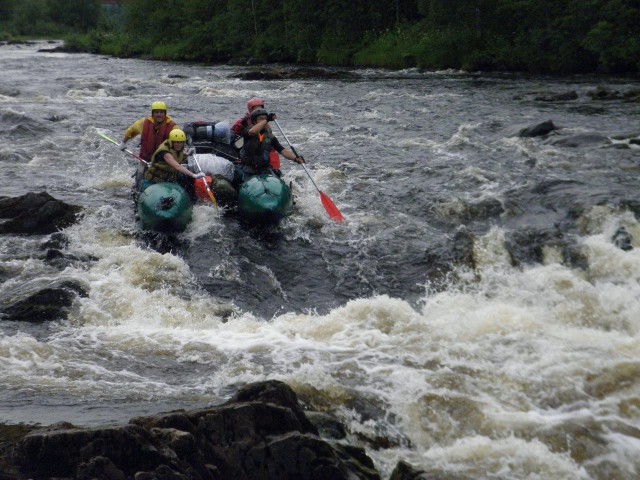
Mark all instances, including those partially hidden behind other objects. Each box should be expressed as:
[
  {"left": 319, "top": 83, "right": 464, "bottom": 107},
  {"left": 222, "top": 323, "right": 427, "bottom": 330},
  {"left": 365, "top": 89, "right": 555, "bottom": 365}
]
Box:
[
  {"left": 151, "top": 101, "right": 167, "bottom": 112},
  {"left": 169, "top": 129, "right": 186, "bottom": 142}
]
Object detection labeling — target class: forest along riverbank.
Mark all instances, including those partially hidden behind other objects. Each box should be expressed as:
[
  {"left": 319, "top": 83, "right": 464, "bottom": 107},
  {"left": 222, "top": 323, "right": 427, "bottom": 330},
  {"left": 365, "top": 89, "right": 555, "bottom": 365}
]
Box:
[{"left": 1, "top": 41, "right": 640, "bottom": 479}]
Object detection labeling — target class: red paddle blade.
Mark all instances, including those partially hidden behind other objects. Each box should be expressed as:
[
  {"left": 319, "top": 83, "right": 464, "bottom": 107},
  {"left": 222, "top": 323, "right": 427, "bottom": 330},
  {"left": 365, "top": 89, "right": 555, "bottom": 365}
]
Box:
[{"left": 320, "top": 192, "right": 344, "bottom": 222}]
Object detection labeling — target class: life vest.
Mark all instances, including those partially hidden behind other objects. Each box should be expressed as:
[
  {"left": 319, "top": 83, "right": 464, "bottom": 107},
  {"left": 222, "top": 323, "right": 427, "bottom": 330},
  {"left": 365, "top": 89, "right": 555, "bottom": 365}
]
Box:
[
  {"left": 144, "top": 140, "right": 185, "bottom": 184},
  {"left": 139, "top": 117, "right": 176, "bottom": 161},
  {"left": 237, "top": 117, "right": 280, "bottom": 169},
  {"left": 269, "top": 148, "right": 280, "bottom": 169},
  {"left": 231, "top": 115, "right": 248, "bottom": 136},
  {"left": 241, "top": 126, "right": 276, "bottom": 170}
]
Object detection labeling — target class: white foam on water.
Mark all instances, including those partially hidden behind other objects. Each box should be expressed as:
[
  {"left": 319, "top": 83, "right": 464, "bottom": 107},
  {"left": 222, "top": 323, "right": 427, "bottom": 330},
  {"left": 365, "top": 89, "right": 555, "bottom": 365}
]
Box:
[
  {"left": 2, "top": 177, "right": 639, "bottom": 480},
  {"left": 2, "top": 41, "right": 640, "bottom": 478},
  {"left": 419, "top": 435, "right": 589, "bottom": 479},
  {"left": 66, "top": 88, "right": 109, "bottom": 99}
]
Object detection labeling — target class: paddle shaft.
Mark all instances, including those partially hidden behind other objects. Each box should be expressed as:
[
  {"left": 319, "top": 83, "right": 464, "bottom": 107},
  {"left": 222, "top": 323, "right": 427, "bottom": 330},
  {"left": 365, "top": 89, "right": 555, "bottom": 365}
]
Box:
[
  {"left": 272, "top": 119, "right": 344, "bottom": 222},
  {"left": 272, "top": 120, "right": 321, "bottom": 193},
  {"left": 97, "top": 132, "right": 150, "bottom": 166}
]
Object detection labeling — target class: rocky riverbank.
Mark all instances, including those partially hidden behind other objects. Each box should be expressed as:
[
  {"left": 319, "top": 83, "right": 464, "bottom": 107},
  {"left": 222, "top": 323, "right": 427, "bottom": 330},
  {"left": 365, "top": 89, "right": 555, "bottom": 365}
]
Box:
[
  {"left": 0, "top": 380, "right": 441, "bottom": 480},
  {"left": 1, "top": 380, "right": 386, "bottom": 480}
]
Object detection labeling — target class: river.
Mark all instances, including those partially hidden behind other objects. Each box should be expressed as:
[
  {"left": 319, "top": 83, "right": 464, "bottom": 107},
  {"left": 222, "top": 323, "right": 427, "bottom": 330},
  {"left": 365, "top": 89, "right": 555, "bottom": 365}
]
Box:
[{"left": 1, "top": 41, "right": 639, "bottom": 479}]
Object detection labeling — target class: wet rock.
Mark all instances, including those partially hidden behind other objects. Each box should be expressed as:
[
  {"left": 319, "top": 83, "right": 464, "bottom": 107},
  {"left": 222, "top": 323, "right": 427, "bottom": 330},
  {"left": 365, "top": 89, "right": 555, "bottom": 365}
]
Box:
[
  {"left": 44, "top": 114, "right": 68, "bottom": 122},
  {"left": 306, "top": 411, "right": 347, "bottom": 440},
  {"left": 8, "top": 123, "right": 53, "bottom": 137},
  {"left": 449, "top": 228, "right": 477, "bottom": 269},
  {"left": 505, "top": 227, "right": 587, "bottom": 269},
  {"left": 390, "top": 460, "right": 474, "bottom": 480},
  {"left": 519, "top": 120, "right": 557, "bottom": 138},
  {"left": 10, "top": 381, "right": 380, "bottom": 480},
  {"left": 13, "top": 424, "right": 171, "bottom": 478},
  {"left": 42, "top": 247, "right": 96, "bottom": 270},
  {"left": 1, "top": 280, "right": 89, "bottom": 322},
  {"left": 585, "top": 85, "right": 640, "bottom": 102},
  {"left": 0, "top": 191, "right": 82, "bottom": 235},
  {"left": 227, "top": 379, "right": 319, "bottom": 434},
  {"left": 421, "top": 228, "right": 478, "bottom": 289},
  {"left": 534, "top": 91, "right": 578, "bottom": 102},
  {"left": 42, "top": 232, "right": 70, "bottom": 249},
  {"left": 618, "top": 199, "right": 640, "bottom": 218},
  {"left": 505, "top": 228, "right": 557, "bottom": 265},
  {"left": 233, "top": 67, "right": 357, "bottom": 81},
  {"left": 623, "top": 89, "right": 640, "bottom": 103},
  {"left": 40, "top": 233, "right": 97, "bottom": 270},
  {"left": 463, "top": 197, "right": 504, "bottom": 222},
  {"left": 587, "top": 86, "right": 623, "bottom": 100},
  {"left": 561, "top": 243, "right": 590, "bottom": 271},
  {"left": 531, "top": 178, "right": 582, "bottom": 196},
  {"left": 77, "top": 456, "right": 127, "bottom": 480},
  {"left": 7, "top": 40, "right": 36, "bottom": 46},
  {"left": 390, "top": 461, "right": 424, "bottom": 480},
  {"left": 612, "top": 226, "right": 633, "bottom": 251},
  {"left": 0, "top": 423, "right": 38, "bottom": 479},
  {"left": 432, "top": 197, "right": 504, "bottom": 225}
]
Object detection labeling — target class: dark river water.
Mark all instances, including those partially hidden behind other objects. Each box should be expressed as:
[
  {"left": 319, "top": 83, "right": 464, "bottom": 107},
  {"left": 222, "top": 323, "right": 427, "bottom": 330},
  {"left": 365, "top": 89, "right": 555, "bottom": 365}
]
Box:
[{"left": 1, "top": 41, "right": 640, "bottom": 479}]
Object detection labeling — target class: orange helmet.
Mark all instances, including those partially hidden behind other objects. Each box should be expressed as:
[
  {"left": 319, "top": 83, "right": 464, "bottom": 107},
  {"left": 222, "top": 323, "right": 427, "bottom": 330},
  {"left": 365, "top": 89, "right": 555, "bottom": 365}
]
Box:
[{"left": 247, "top": 97, "right": 264, "bottom": 112}]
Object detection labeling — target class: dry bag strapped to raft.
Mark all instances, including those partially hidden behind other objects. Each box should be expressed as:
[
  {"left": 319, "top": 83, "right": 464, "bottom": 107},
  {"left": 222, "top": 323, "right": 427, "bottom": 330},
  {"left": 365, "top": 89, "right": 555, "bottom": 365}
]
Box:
[
  {"left": 189, "top": 153, "right": 238, "bottom": 206},
  {"left": 183, "top": 121, "right": 232, "bottom": 144},
  {"left": 188, "top": 154, "right": 235, "bottom": 182}
]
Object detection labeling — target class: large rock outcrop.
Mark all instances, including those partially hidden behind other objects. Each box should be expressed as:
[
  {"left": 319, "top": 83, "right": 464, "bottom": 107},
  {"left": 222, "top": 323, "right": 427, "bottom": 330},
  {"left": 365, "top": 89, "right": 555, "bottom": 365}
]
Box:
[
  {"left": 0, "top": 191, "right": 82, "bottom": 235},
  {"left": 8, "top": 380, "right": 381, "bottom": 480}
]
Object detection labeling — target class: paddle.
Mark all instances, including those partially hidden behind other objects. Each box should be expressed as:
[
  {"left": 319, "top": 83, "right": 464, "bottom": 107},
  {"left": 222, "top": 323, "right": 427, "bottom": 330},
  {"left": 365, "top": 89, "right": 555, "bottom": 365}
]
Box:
[
  {"left": 272, "top": 119, "right": 344, "bottom": 222},
  {"left": 96, "top": 132, "right": 150, "bottom": 166},
  {"left": 191, "top": 153, "right": 218, "bottom": 207}
]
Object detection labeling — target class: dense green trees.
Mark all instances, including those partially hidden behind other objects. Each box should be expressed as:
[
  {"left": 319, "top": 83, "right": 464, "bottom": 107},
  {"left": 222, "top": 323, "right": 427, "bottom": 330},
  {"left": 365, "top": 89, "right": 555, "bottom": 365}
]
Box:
[
  {"left": 0, "top": 0, "right": 100, "bottom": 37},
  {"left": 2, "top": 0, "right": 638, "bottom": 73}
]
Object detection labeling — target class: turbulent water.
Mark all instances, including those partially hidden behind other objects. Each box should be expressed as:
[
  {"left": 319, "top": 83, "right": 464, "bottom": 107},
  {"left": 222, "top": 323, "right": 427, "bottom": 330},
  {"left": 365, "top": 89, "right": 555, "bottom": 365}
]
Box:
[{"left": 1, "top": 41, "right": 640, "bottom": 479}]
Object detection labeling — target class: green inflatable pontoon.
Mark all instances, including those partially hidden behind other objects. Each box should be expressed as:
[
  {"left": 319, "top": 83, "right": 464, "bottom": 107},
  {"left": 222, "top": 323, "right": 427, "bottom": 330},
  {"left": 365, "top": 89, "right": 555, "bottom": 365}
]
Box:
[
  {"left": 238, "top": 173, "right": 293, "bottom": 224},
  {"left": 137, "top": 182, "right": 193, "bottom": 233}
]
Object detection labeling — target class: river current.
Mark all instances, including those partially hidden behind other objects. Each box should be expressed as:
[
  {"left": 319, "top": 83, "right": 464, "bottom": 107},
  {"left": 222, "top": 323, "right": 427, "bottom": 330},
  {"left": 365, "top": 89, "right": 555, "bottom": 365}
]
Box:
[{"left": 1, "top": 41, "right": 640, "bottom": 479}]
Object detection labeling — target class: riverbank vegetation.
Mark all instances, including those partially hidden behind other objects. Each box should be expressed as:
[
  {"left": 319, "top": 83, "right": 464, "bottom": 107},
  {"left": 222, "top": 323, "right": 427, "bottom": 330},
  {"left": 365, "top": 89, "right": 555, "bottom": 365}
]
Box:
[{"left": 2, "top": 0, "right": 639, "bottom": 73}]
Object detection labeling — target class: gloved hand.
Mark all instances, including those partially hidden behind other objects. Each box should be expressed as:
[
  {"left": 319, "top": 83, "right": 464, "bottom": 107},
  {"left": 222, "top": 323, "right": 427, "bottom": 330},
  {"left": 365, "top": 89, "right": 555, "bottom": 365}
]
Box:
[
  {"left": 267, "top": 113, "right": 276, "bottom": 121},
  {"left": 194, "top": 172, "right": 206, "bottom": 179},
  {"left": 118, "top": 141, "right": 127, "bottom": 151},
  {"left": 184, "top": 147, "right": 195, "bottom": 156},
  {"left": 294, "top": 155, "right": 305, "bottom": 164}
]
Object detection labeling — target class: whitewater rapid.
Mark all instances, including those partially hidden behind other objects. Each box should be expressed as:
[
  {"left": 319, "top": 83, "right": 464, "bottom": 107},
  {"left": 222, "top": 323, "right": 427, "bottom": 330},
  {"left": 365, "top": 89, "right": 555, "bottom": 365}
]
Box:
[{"left": 1, "top": 41, "right": 639, "bottom": 479}]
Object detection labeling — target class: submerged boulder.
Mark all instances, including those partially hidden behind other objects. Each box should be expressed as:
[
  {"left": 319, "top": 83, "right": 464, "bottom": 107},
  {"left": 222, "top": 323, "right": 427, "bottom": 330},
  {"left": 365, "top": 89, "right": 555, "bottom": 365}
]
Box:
[
  {"left": 1, "top": 280, "right": 89, "bottom": 322},
  {"left": 612, "top": 226, "right": 633, "bottom": 251},
  {"left": 10, "top": 380, "right": 381, "bottom": 480},
  {"left": 233, "top": 67, "right": 357, "bottom": 81},
  {"left": 390, "top": 460, "right": 475, "bottom": 480},
  {"left": 587, "top": 86, "right": 623, "bottom": 100},
  {"left": 550, "top": 133, "right": 611, "bottom": 148},
  {"left": 519, "top": 120, "right": 557, "bottom": 138},
  {"left": 0, "top": 191, "right": 82, "bottom": 235},
  {"left": 534, "top": 91, "right": 578, "bottom": 102}
]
